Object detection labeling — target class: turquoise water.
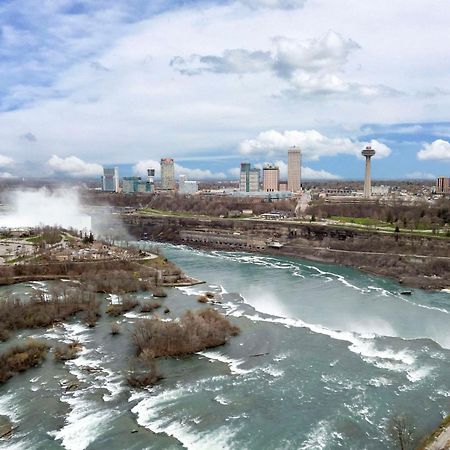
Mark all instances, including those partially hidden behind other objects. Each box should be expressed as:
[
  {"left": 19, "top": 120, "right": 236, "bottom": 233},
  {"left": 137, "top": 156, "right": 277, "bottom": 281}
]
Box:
[{"left": 0, "top": 243, "right": 449, "bottom": 449}]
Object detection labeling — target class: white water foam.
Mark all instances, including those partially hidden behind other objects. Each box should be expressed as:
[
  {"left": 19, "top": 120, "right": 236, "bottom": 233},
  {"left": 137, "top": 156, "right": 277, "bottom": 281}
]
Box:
[
  {"left": 197, "top": 350, "right": 253, "bottom": 375},
  {"left": 233, "top": 312, "right": 430, "bottom": 382},
  {"left": 131, "top": 387, "right": 241, "bottom": 450},
  {"left": 300, "top": 419, "right": 343, "bottom": 450},
  {"left": 49, "top": 395, "right": 115, "bottom": 450}
]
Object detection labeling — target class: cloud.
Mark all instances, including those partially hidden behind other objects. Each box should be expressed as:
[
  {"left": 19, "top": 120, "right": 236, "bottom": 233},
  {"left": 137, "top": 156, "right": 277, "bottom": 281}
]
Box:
[
  {"left": 20, "top": 132, "right": 37, "bottom": 142},
  {"left": 255, "top": 160, "right": 340, "bottom": 179},
  {"left": 405, "top": 171, "right": 436, "bottom": 180},
  {"left": 0, "top": 155, "right": 14, "bottom": 166},
  {"left": 239, "top": 130, "right": 391, "bottom": 160},
  {"left": 170, "top": 50, "right": 272, "bottom": 76},
  {"left": 417, "top": 139, "right": 450, "bottom": 161},
  {"left": 272, "top": 32, "right": 359, "bottom": 78},
  {"left": 286, "top": 73, "right": 401, "bottom": 98},
  {"left": 47, "top": 155, "right": 103, "bottom": 177},
  {"left": 172, "top": 31, "right": 358, "bottom": 78},
  {"left": 302, "top": 167, "right": 341, "bottom": 180},
  {"left": 133, "top": 160, "right": 226, "bottom": 180},
  {"left": 171, "top": 30, "right": 402, "bottom": 99},
  {"left": 0, "top": 172, "right": 16, "bottom": 179},
  {"left": 237, "top": 0, "right": 307, "bottom": 9}
]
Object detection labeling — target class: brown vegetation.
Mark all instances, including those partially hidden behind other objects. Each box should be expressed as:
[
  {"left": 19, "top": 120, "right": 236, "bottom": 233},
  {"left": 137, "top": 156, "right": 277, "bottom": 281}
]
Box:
[
  {"left": 307, "top": 198, "right": 449, "bottom": 231},
  {"left": 127, "top": 350, "right": 164, "bottom": 388},
  {"left": 0, "top": 288, "right": 100, "bottom": 340},
  {"left": 197, "top": 294, "right": 208, "bottom": 303},
  {"left": 152, "top": 286, "right": 167, "bottom": 298},
  {"left": 82, "top": 268, "right": 154, "bottom": 294},
  {"left": 140, "top": 301, "right": 161, "bottom": 313},
  {"left": 0, "top": 340, "right": 49, "bottom": 383},
  {"left": 82, "top": 191, "right": 295, "bottom": 217},
  {"left": 54, "top": 342, "right": 82, "bottom": 361},
  {"left": 106, "top": 295, "right": 138, "bottom": 317},
  {"left": 110, "top": 323, "right": 121, "bottom": 335},
  {"left": 132, "top": 309, "right": 240, "bottom": 358}
]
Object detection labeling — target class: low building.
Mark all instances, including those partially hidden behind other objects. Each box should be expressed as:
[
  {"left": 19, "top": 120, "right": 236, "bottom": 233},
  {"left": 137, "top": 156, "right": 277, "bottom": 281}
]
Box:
[
  {"left": 122, "top": 176, "right": 153, "bottom": 194},
  {"left": 179, "top": 178, "right": 198, "bottom": 194}
]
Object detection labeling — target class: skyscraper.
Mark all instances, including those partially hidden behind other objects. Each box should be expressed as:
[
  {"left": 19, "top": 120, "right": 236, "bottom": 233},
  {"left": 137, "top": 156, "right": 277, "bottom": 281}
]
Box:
[
  {"left": 263, "top": 164, "right": 279, "bottom": 192},
  {"left": 288, "top": 146, "right": 302, "bottom": 192},
  {"left": 102, "top": 167, "right": 119, "bottom": 192},
  {"left": 160, "top": 158, "right": 175, "bottom": 190},
  {"left": 239, "top": 163, "right": 260, "bottom": 192}
]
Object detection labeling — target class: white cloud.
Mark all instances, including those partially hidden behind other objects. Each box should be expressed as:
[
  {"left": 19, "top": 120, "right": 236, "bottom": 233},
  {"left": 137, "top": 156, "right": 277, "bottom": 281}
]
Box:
[
  {"left": 405, "top": 171, "right": 436, "bottom": 180},
  {"left": 287, "top": 73, "right": 400, "bottom": 98},
  {"left": 228, "top": 167, "right": 241, "bottom": 178},
  {"left": 239, "top": 130, "right": 391, "bottom": 160},
  {"left": 302, "top": 167, "right": 341, "bottom": 180},
  {"left": 172, "top": 31, "right": 359, "bottom": 78},
  {"left": 47, "top": 155, "right": 103, "bottom": 177},
  {"left": 0, "top": 155, "right": 14, "bottom": 167},
  {"left": 255, "top": 160, "right": 340, "bottom": 179},
  {"left": 0, "top": 172, "right": 16, "bottom": 179},
  {"left": 237, "top": 0, "right": 307, "bottom": 9},
  {"left": 417, "top": 139, "right": 450, "bottom": 161},
  {"left": 171, "top": 31, "right": 402, "bottom": 99},
  {"left": 272, "top": 32, "right": 359, "bottom": 77},
  {"left": 133, "top": 160, "right": 226, "bottom": 180}
]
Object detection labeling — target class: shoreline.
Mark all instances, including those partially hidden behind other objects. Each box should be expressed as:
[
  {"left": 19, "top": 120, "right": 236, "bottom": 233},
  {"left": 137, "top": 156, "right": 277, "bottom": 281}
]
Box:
[
  {"left": 418, "top": 415, "right": 450, "bottom": 449},
  {"left": 149, "top": 238, "right": 449, "bottom": 292},
  {"left": 120, "top": 214, "right": 449, "bottom": 292}
]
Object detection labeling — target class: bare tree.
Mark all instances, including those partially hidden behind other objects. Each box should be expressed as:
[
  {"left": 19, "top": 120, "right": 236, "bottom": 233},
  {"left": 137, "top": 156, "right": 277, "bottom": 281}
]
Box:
[{"left": 388, "top": 415, "right": 415, "bottom": 450}]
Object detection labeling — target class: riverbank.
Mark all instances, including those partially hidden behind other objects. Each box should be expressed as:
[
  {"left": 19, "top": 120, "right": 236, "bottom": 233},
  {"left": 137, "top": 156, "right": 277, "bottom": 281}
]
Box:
[
  {"left": 120, "top": 214, "right": 450, "bottom": 291},
  {"left": 419, "top": 415, "right": 450, "bottom": 449}
]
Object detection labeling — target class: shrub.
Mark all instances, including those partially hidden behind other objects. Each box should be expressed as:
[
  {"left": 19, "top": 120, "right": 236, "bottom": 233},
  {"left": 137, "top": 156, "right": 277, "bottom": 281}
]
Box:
[
  {"left": 0, "top": 288, "right": 100, "bottom": 339},
  {"left": 197, "top": 295, "right": 208, "bottom": 303},
  {"left": 132, "top": 308, "right": 240, "bottom": 358},
  {"left": 140, "top": 301, "right": 161, "bottom": 313},
  {"left": 111, "top": 323, "right": 121, "bottom": 335},
  {"left": 54, "top": 342, "right": 82, "bottom": 361},
  {"left": 205, "top": 292, "right": 215, "bottom": 299},
  {"left": 127, "top": 350, "right": 163, "bottom": 388},
  {"left": 0, "top": 340, "right": 49, "bottom": 384},
  {"left": 152, "top": 287, "right": 167, "bottom": 298},
  {"left": 106, "top": 295, "right": 138, "bottom": 317}
]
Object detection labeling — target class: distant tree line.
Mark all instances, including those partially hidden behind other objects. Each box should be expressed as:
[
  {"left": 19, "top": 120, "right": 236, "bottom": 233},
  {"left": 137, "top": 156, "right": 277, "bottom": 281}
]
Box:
[{"left": 307, "top": 198, "right": 449, "bottom": 231}]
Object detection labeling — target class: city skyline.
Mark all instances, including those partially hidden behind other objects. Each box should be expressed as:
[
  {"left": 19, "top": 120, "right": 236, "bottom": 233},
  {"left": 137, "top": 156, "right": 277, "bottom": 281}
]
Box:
[{"left": 1, "top": 1, "right": 450, "bottom": 180}]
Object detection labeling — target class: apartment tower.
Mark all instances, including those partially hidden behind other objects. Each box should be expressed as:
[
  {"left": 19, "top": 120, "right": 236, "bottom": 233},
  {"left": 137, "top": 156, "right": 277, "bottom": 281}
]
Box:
[
  {"left": 288, "top": 146, "right": 302, "bottom": 192},
  {"left": 160, "top": 158, "right": 175, "bottom": 190},
  {"left": 263, "top": 164, "right": 279, "bottom": 192},
  {"left": 239, "top": 163, "right": 260, "bottom": 192}
]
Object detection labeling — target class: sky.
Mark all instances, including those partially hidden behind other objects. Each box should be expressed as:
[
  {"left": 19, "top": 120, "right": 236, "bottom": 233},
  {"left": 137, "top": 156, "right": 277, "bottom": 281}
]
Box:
[{"left": 1, "top": 0, "right": 450, "bottom": 181}]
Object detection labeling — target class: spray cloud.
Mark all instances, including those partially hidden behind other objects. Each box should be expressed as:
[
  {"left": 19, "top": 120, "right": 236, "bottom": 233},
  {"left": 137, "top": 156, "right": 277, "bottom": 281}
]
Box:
[{"left": 0, "top": 188, "right": 91, "bottom": 231}]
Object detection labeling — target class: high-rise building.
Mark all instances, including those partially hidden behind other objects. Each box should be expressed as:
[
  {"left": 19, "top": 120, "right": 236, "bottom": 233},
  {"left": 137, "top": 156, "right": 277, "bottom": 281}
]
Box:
[
  {"left": 239, "top": 163, "right": 260, "bottom": 192},
  {"left": 263, "top": 164, "right": 279, "bottom": 192},
  {"left": 102, "top": 167, "right": 119, "bottom": 192},
  {"left": 436, "top": 176, "right": 450, "bottom": 194},
  {"left": 361, "top": 145, "right": 376, "bottom": 198},
  {"left": 288, "top": 146, "right": 302, "bottom": 192},
  {"left": 160, "top": 158, "right": 175, "bottom": 190}
]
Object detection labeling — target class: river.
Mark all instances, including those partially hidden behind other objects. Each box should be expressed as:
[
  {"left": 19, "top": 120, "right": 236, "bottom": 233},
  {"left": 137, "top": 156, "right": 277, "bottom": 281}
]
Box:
[{"left": 0, "top": 242, "right": 449, "bottom": 449}]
